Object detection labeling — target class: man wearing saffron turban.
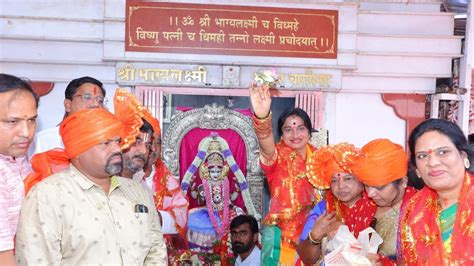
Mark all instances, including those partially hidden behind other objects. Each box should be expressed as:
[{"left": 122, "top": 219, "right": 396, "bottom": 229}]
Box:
[
  {"left": 15, "top": 108, "right": 167, "bottom": 264},
  {"left": 112, "top": 89, "right": 154, "bottom": 180}
]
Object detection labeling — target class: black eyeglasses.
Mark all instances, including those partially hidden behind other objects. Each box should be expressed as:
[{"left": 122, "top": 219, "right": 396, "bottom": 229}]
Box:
[{"left": 73, "top": 93, "right": 107, "bottom": 106}]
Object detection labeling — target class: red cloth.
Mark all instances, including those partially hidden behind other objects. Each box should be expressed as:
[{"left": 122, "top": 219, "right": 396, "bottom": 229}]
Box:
[
  {"left": 261, "top": 141, "right": 319, "bottom": 247},
  {"left": 400, "top": 174, "right": 473, "bottom": 265},
  {"left": 326, "top": 191, "right": 377, "bottom": 238},
  {"left": 179, "top": 128, "right": 247, "bottom": 211}
]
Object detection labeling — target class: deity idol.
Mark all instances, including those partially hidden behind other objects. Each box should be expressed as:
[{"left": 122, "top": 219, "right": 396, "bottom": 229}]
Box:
[{"left": 181, "top": 133, "right": 259, "bottom": 251}]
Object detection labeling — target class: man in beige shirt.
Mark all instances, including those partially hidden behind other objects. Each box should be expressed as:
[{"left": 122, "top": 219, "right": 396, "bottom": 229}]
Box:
[{"left": 15, "top": 108, "right": 167, "bottom": 265}]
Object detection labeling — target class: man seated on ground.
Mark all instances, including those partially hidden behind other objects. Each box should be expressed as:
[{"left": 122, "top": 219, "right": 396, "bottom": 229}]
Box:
[{"left": 230, "top": 215, "right": 261, "bottom": 266}]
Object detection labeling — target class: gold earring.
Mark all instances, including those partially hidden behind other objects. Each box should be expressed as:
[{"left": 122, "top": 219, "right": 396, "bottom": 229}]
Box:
[
  {"left": 464, "top": 158, "right": 470, "bottom": 169},
  {"left": 415, "top": 169, "right": 422, "bottom": 178}
]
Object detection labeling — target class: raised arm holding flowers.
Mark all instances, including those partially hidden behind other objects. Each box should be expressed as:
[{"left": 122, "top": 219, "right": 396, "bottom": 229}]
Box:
[{"left": 248, "top": 70, "right": 327, "bottom": 265}]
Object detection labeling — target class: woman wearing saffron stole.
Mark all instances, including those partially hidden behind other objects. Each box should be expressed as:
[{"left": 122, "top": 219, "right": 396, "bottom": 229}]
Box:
[
  {"left": 352, "top": 139, "right": 417, "bottom": 265},
  {"left": 297, "top": 143, "right": 377, "bottom": 264},
  {"left": 400, "top": 119, "right": 474, "bottom": 265},
  {"left": 249, "top": 84, "right": 326, "bottom": 265}
]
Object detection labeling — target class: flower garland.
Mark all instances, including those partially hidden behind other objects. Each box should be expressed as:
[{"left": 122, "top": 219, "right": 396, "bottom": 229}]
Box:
[
  {"left": 181, "top": 134, "right": 261, "bottom": 220},
  {"left": 202, "top": 177, "right": 230, "bottom": 238}
]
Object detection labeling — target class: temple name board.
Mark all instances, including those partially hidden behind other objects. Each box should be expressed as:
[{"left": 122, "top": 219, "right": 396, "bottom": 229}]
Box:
[
  {"left": 116, "top": 63, "right": 340, "bottom": 90},
  {"left": 116, "top": 63, "right": 219, "bottom": 86},
  {"left": 125, "top": 1, "right": 338, "bottom": 59}
]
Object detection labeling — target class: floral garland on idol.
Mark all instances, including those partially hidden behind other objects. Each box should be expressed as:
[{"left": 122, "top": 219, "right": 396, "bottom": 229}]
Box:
[
  {"left": 201, "top": 177, "right": 230, "bottom": 238},
  {"left": 181, "top": 133, "right": 261, "bottom": 223}
]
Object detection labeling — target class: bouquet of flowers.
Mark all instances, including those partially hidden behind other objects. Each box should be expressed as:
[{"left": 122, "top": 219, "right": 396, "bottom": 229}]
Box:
[{"left": 254, "top": 69, "right": 282, "bottom": 89}]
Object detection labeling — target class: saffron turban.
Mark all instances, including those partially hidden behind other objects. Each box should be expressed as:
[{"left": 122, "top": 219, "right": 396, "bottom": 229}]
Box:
[
  {"left": 306, "top": 143, "right": 361, "bottom": 188},
  {"left": 143, "top": 109, "right": 161, "bottom": 137},
  {"left": 352, "top": 138, "right": 408, "bottom": 187},
  {"left": 60, "top": 108, "right": 124, "bottom": 159},
  {"left": 113, "top": 89, "right": 145, "bottom": 149}
]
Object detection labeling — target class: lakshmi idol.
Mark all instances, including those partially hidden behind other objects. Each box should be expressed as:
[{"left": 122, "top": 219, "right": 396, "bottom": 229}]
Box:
[
  {"left": 181, "top": 133, "right": 259, "bottom": 252},
  {"left": 249, "top": 81, "right": 327, "bottom": 265}
]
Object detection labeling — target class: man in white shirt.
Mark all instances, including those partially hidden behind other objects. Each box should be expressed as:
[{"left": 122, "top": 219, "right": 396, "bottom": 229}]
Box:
[
  {"left": 29, "top": 76, "right": 106, "bottom": 156},
  {"left": 231, "top": 215, "right": 261, "bottom": 265}
]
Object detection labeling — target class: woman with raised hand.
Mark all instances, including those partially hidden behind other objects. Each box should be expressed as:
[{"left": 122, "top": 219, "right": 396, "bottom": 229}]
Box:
[
  {"left": 297, "top": 143, "right": 377, "bottom": 264},
  {"left": 400, "top": 119, "right": 473, "bottom": 265},
  {"left": 249, "top": 82, "right": 327, "bottom": 265},
  {"left": 352, "top": 138, "right": 417, "bottom": 265}
]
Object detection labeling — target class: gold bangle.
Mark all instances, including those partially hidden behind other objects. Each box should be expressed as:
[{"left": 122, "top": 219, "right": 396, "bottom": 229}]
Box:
[
  {"left": 255, "top": 111, "right": 271, "bottom": 120},
  {"left": 252, "top": 112, "right": 273, "bottom": 139},
  {"left": 260, "top": 150, "right": 278, "bottom": 166},
  {"left": 308, "top": 231, "right": 322, "bottom": 245}
]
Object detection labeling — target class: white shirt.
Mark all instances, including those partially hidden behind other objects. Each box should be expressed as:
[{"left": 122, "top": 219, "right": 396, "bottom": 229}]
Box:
[
  {"left": 236, "top": 246, "right": 261, "bottom": 266},
  {"left": 133, "top": 166, "right": 178, "bottom": 234},
  {"left": 29, "top": 126, "right": 63, "bottom": 158}
]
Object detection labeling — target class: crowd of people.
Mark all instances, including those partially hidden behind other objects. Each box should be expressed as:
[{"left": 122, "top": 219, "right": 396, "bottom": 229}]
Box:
[
  {"left": 0, "top": 73, "right": 473, "bottom": 265},
  {"left": 249, "top": 82, "right": 473, "bottom": 265}
]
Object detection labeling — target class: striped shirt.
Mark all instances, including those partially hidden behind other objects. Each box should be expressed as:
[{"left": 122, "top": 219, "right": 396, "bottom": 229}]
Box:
[{"left": 0, "top": 154, "right": 31, "bottom": 251}]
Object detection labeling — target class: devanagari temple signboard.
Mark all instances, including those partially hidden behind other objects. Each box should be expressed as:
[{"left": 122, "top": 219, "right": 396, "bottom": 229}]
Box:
[
  {"left": 125, "top": 1, "right": 338, "bottom": 59},
  {"left": 116, "top": 63, "right": 341, "bottom": 90}
]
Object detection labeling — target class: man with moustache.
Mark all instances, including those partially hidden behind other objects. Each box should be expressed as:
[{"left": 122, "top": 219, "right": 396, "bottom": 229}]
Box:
[
  {"left": 29, "top": 76, "right": 107, "bottom": 156},
  {"left": 0, "top": 74, "right": 38, "bottom": 266},
  {"left": 230, "top": 215, "right": 261, "bottom": 266},
  {"left": 112, "top": 89, "right": 154, "bottom": 179},
  {"left": 15, "top": 108, "right": 167, "bottom": 265},
  {"left": 120, "top": 119, "right": 154, "bottom": 179},
  {"left": 133, "top": 112, "right": 189, "bottom": 235}
]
